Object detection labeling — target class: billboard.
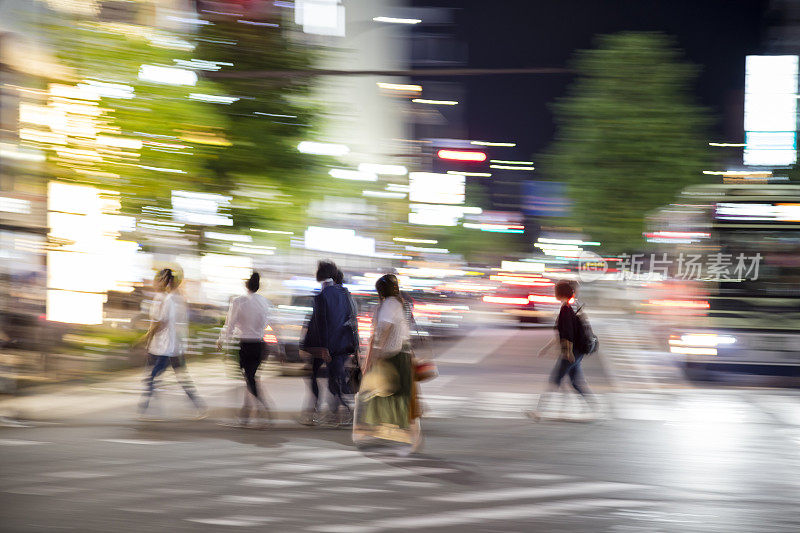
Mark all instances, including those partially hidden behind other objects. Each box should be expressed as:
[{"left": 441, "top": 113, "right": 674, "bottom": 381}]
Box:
[{"left": 743, "top": 55, "right": 798, "bottom": 166}]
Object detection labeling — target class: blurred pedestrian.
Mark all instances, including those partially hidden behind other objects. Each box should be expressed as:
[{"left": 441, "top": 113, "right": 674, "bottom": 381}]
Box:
[
  {"left": 530, "top": 280, "right": 596, "bottom": 419},
  {"left": 217, "top": 272, "right": 274, "bottom": 427},
  {"left": 138, "top": 268, "right": 206, "bottom": 419},
  {"left": 299, "top": 261, "right": 358, "bottom": 426},
  {"left": 353, "top": 274, "right": 422, "bottom": 452},
  {"left": 335, "top": 269, "right": 362, "bottom": 395}
]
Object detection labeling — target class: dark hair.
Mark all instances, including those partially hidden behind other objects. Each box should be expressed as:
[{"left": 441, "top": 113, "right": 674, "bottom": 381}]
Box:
[
  {"left": 246, "top": 272, "right": 260, "bottom": 292},
  {"left": 156, "top": 268, "right": 175, "bottom": 288},
  {"left": 375, "top": 274, "right": 400, "bottom": 300},
  {"left": 554, "top": 279, "right": 576, "bottom": 300},
  {"left": 316, "top": 260, "right": 338, "bottom": 282},
  {"left": 333, "top": 269, "right": 344, "bottom": 285}
]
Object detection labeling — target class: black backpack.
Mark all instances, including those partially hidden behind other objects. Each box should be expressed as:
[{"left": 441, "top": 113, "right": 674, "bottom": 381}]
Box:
[{"left": 574, "top": 304, "right": 599, "bottom": 356}]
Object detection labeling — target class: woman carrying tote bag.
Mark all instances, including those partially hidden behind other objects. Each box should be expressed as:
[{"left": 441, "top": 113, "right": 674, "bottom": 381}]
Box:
[{"left": 353, "top": 274, "right": 421, "bottom": 452}]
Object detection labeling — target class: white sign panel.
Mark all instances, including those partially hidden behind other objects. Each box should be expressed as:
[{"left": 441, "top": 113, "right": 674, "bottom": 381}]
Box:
[
  {"left": 409, "top": 172, "right": 465, "bottom": 204},
  {"left": 744, "top": 55, "right": 798, "bottom": 166},
  {"left": 304, "top": 226, "right": 376, "bottom": 256}
]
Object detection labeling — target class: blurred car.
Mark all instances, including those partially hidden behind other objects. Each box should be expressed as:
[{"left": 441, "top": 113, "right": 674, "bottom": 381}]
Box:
[
  {"left": 482, "top": 281, "right": 562, "bottom": 323},
  {"left": 271, "top": 293, "right": 314, "bottom": 373},
  {"left": 406, "top": 291, "right": 470, "bottom": 337}
]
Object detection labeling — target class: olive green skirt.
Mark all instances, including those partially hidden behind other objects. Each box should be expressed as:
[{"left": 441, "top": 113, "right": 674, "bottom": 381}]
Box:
[{"left": 360, "top": 349, "right": 412, "bottom": 430}]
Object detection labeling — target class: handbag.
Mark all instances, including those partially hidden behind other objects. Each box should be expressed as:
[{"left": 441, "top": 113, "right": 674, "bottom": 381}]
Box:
[
  {"left": 346, "top": 354, "right": 362, "bottom": 393},
  {"left": 360, "top": 360, "right": 399, "bottom": 398},
  {"left": 413, "top": 358, "right": 438, "bottom": 382}
]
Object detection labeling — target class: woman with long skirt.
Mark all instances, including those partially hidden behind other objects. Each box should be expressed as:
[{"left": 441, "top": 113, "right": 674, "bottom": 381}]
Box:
[{"left": 353, "top": 274, "right": 421, "bottom": 452}]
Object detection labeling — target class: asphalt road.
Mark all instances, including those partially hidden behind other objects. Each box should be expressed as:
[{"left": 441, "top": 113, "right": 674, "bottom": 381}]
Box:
[{"left": 2, "top": 324, "right": 800, "bottom": 532}]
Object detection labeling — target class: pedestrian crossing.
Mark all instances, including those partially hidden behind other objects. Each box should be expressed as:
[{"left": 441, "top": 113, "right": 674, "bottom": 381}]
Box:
[
  {"left": 592, "top": 317, "right": 685, "bottom": 389},
  {"left": 4, "top": 413, "right": 800, "bottom": 532},
  {"left": 418, "top": 389, "right": 800, "bottom": 427},
  {"left": 0, "top": 439, "right": 665, "bottom": 532}
]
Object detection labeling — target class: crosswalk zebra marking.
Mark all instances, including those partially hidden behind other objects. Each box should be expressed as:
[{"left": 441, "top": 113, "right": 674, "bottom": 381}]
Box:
[
  {"left": 309, "top": 498, "right": 656, "bottom": 533},
  {"left": 0, "top": 438, "right": 51, "bottom": 446},
  {"left": 503, "top": 472, "right": 573, "bottom": 481},
  {"left": 242, "top": 478, "right": 311, "bottom": 488},
  {"left": 317, "top": 486, "right": 391, "bottom": 494},
  {"left": 218, "top": 495, "right": 289, "bottom": 504},
  {"left": 431, "top": 481, "right": 647, "bottom": 503},
  {"left": 389, "top": 480, "right": 442, "bottom": 488},
  {"left": 186, "top": 515, "right": 281, "bottom": 527}
]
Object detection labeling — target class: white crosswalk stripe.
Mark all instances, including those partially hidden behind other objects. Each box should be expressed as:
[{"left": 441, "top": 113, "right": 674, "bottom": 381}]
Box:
[
  {"left": 309, "top": 499, "right": 657, "bottom": 533},
  {"left": 418, "top": 388, "right": 800, "bottom": 425},
  {"left": 431, "top": 481, "right": 647, "bottom": 503},
  {"left": 2, "top": 438, "right": 663, "bottom": 531},
  {"left": 4, "top": 407, "right": 796, "bottom": 532}
]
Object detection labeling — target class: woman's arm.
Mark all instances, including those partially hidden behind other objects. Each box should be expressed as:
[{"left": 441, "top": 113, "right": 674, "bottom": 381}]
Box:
[
  {"left": 216, "top": 299, "right": 238, "bottom": 350},
  {"left": 560, "top": 339, "right": 575, "bottom": 362}
]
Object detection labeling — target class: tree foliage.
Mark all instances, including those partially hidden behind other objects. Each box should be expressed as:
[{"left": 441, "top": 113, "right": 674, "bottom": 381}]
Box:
[
  {"left": 195, "top": 19, "right": 324, "bottom": 233},
  {"left": 50, "top": 20, "right": 229, "bottom": 214},
  {"left": 540, "top": 32, "right": 712, "bottom": 252}
]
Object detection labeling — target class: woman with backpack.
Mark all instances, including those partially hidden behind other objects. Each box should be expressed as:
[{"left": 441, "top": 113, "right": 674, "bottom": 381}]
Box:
[{"left": 530, "top": 279, "right": 598, "bottom": 420}]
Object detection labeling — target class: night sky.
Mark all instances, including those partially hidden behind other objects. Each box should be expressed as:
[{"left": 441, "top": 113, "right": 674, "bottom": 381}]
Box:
[{"left": 412, "top": 0, "right": 769, "bottom": 163}]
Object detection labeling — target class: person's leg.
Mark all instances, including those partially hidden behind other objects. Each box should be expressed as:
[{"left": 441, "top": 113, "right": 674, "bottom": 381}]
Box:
[
  {"left": 532, "top": 358, "right": 569, "bottom": 417},
  {"left": 241, "top": 342, "right": 272, "bottom": 418},
  {"left": 170, "top": 356, "right": 205, "bottom": 410},
  {"left": 238, "top": 343, "right": 254, "bottom": 423},
  {"left": 308, "top": 357, "right": 324, "bottom": 413},
  {"left": 567, "top": 355, "right": 590, "bottom": 397},
  {"left": 240, "top": 343, "right": 260, "bottom": 398},
  {"left": 326, "top": 353, "right": 349, "bottom": 414},
  {"left": 326, "top": 355, "right": 344, "bottom": 413},
  {"left": 566, "top": 355, "right": 601, "bottom": 415},
  {"left": 140, "top": 355, "right": 169, "bottom": 412}
]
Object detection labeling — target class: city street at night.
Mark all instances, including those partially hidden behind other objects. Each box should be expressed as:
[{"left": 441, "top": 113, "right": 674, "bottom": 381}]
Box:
[
  {"left": 3, "top": 322, "right": 800, "bottom": 532},
  {"left": 3, "top": 0, "right": 800, "bottom": 531}
]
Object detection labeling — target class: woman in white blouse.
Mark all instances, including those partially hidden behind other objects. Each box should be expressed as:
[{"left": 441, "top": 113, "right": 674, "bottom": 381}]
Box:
[{"left": 354, "top": 274, "right": 421, "bottom": 450}]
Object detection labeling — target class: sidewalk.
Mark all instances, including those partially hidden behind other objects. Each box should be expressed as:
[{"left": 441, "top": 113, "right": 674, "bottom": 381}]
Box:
[{"left": 0, "top": 357, "right": 312, "bottom": 423}]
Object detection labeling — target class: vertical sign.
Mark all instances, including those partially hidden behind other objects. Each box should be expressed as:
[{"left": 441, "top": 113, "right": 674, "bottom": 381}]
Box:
[{"left": 743, "top": 55, "right": 799, "bottom": 166}]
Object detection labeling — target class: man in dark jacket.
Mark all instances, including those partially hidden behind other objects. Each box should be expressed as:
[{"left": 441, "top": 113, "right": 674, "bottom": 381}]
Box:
[{"left": 300, "top": 260, "right": 357, "bottom": 425}]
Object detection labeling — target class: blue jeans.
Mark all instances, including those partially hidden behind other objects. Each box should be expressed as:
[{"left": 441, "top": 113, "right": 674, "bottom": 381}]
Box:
[
  {"left": 549, "top": 353, "right": 588, "bottom": 396},
  {"left": 309, "top": 353, "right": 350, "bottom": 413},
  {"left": 140, "top": 354, "right": 203, "bottom": 411}
]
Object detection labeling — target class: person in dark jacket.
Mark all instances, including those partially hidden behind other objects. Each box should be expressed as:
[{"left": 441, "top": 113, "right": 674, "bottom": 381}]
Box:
[
  {"left": 334, "top": 269, "right": 361, "bottom": 396},
  {"left": 300, "top": 260, "right": 357, "bottom": 426},
  {"left": 529, "top": 280, "right": 596, "bottom": 420}
]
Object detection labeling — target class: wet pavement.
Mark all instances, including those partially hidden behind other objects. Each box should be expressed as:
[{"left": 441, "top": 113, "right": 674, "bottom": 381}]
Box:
[{"left": 1, "top": 324, "right": 799, "bottom": 532}]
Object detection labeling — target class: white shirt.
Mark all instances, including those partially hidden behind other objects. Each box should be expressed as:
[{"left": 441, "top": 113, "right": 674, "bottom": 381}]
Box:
[
  {"left": 219, "top": 292, "right": 271, "bottom": 343},
  {"left": 148, "top": 292, "right": 187, "bottom": 357},
  {"left": 372, "top": 297, "right": 410, "bottom": 356}
]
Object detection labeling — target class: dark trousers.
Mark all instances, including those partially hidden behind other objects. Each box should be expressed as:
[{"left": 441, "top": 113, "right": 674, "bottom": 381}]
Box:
[
  {"left": 239, "top": 341, "right": 265, "bottom": 399},
  {"left": 140, "top": 354, "right": 203, "bottom": 411},
  {"left": 549, "top": 353, "right": 588, "bottom": 396},
  {"left": 309, "top": 353, "right": 350, "bottom": 413}
]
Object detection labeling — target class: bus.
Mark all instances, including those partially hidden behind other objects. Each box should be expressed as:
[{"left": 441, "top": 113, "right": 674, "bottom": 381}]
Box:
[{"left": 648, "top": 183, "right": 800, "bottom": 380}]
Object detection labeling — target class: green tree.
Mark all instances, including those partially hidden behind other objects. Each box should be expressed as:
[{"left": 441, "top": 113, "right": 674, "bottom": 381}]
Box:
[
  {"left": 540, "top": 32, "right": 712, "bottom": 252},
  {"left": 194, "top": 18, "right": 327, "bottom": 234},
  {"left": 47, "top": 19, "right": 229, "bottom": 214}
]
